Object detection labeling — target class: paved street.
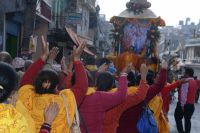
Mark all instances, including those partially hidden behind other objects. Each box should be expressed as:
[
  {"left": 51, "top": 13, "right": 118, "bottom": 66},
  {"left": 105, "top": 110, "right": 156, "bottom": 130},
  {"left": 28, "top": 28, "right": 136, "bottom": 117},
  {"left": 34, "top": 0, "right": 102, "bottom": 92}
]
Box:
[{"left": 168, "top": 93, "right": 200, "bottom": 133}]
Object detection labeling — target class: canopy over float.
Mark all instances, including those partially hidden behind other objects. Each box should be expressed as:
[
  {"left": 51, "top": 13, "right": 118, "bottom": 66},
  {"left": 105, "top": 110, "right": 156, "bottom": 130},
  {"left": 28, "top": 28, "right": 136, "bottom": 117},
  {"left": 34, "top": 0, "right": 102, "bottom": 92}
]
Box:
[{"left": 110, "top": 0, "right": 165, "bottom": 72}]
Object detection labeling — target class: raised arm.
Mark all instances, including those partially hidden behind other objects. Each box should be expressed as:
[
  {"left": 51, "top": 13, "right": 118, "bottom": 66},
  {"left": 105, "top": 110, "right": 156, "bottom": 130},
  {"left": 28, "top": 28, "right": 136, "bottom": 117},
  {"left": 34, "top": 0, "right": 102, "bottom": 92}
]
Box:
[
  {"left": 70, "top": 43, "right": 88, "bottom": 107},
  {"left": 20, "top": 36, "right": 49, "bottom": 87},
  {"left": 58, "top": 72, "right": 72, "bottom": 90},
  {"left": 145, "top": 60, "right": 167, "bottom": 102},
  {"left": 103, "top": 79, "right": 149, "bottom": 133},
  {"left": 100, "top": 74, "right": 128, "bottom": 110},
  {"left": 99, "top": 64, "right": 133, "bottom": 110},
  {"left": 20, "top": 58, "right": 45, "bottom": 87},
  {"left": 71, "top": 61, "right": 88, "bottom": 106},
  {"left": 161, "top": 80, "right": 180, "bottom": 97},
  {"left": 121, "top": 64, "right": 149, "bottom": 110},
  {"left": 43, "top": 47, "right": 59, "bottom": 70},
  {"left": 64, "top": 72, "right": 72, "bottom": 89},
  {"left": 161, "top": 78, "right": 190, "bottom": 97},
  {"left": 58, "top": 57, "right": 73, "bottom": 90}
]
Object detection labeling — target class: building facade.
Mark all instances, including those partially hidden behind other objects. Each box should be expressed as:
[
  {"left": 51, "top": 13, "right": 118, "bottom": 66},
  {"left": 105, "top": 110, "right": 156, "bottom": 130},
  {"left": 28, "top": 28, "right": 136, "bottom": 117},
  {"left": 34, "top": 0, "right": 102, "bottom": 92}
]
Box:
[
  {"left": 98, "top": 14, "right": 114, "bottom": 57},
  {"left": 158, "top": 18, "right": 200, "bottom": 79},
  {"left": 180, "top": 38, "right": 200, "bottom": 79},
  {"left": 47, "top": 0, "right": 99, "bottom": 62},
  {"left": 0, "top": 0, "right": 100, "bottom": 60},
  {"left": 0, "top": 0, "right": 53, "bottom": 60},
  {"left": 0, "top": 0, "right": 25, "bottom": 57}
]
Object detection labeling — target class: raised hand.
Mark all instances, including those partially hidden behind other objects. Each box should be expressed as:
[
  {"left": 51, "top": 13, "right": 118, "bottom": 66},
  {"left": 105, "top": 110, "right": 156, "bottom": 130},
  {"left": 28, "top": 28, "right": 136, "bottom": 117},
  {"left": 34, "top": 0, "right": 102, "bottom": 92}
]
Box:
[
  {"left": 72, "top": 42, "right": 86, "bottom": 61},
  {"left": 61, "top": 56, "right": 67, "bottom": 74},
  {"left": 48, "top": 47, "right": 59, "bottom": 63},
  {"left": 140, "top": 63, "right": 148, "bottom": 81},
  {"left": 44, "top": 102, "right": 60, "bottom": 125},
  {"left": 161, "top": 60, "right": 168, "bottom": 69},
  {"left": 41, "top": 35, "right": 49, "bottom": 61}
]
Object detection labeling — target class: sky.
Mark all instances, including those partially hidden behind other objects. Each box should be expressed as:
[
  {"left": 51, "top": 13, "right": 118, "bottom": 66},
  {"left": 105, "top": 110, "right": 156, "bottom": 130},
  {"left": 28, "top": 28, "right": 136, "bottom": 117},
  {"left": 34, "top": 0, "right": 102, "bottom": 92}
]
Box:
[{"left": 98, "top": 0, "right": 200, "bottom": 26}]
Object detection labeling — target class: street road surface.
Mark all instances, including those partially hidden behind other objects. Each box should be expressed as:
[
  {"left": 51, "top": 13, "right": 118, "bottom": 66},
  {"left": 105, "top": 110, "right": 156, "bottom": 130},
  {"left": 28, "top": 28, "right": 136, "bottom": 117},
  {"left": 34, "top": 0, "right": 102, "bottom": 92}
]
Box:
[{"left": 169, "top": 93, "right": 200, "bottom": 133}]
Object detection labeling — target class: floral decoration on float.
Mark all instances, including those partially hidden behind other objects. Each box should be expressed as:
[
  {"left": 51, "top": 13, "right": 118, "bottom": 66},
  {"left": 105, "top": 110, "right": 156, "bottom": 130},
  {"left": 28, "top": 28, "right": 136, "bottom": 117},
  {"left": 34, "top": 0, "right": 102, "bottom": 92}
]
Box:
[{"left": 110, "top": 0, "right": 166, "bottom": 72}]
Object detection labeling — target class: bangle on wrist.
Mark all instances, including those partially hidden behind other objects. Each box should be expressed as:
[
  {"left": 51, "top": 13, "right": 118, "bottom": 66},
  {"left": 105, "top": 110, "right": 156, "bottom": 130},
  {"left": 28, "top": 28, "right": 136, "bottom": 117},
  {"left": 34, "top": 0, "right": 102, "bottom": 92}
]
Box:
[{"left": 43, "top": 123, "right": 51, "bottom": 127}]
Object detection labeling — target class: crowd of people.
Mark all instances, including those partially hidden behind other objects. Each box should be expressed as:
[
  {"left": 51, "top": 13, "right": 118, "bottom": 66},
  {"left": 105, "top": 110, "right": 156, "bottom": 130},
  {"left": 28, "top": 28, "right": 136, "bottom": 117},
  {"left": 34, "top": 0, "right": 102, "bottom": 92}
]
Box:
[{"left": 0, "top": 35, "right": 199, "bottom": 133}]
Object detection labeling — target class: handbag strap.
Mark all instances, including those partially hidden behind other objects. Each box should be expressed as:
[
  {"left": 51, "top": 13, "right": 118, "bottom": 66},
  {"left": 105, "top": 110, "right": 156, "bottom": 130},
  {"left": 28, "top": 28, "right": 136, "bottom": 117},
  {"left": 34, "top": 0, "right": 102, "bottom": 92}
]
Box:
[
  {"left": 73, "top": 94, "right": 80, "bottom": 126},
  {"left": 61, "top": 93, "right": 80, "bottom": 127},
  {"left": 61, "top": 93, "right": 71, "bottom": 127}
]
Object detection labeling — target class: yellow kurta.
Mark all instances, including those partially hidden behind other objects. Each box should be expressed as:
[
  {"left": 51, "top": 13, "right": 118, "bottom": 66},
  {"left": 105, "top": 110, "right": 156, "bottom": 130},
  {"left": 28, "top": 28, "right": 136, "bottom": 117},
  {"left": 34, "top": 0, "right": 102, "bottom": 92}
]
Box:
[
  {"left": 86, "top": 86, "right": 138, "bottom": 95},
  {"left": 0, "top": 104, "right": 29, "bottom": 133},
  {"left": 148, "top": 95, "right": 170, "bottom": 133},
  {"left": 16, "top": 100, "right": 35, "bottom": 133},
  {"left": 17, "top": 85, "right": 76, "bottom": 133}
]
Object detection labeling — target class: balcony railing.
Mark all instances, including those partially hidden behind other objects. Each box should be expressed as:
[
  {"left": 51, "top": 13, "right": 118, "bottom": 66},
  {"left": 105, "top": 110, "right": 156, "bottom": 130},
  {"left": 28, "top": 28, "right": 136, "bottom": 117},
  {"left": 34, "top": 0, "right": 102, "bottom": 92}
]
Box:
[{"left": 185, "top": 58, "right": 200, "bottom": 64}]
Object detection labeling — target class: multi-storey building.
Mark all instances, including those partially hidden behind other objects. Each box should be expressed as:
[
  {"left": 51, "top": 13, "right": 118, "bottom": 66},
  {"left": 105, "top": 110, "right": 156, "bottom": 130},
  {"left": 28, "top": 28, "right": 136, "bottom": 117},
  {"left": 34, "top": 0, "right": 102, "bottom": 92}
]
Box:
[
  {"left": 0, "top": 0, "right": 53, "bottom": 59},
  {"left": 48, "top": 0, "right": 99, "bottom": 62},
  {"left": 0, "top": 0, "right": 99, "bottom": 60},
  {"left": 159, "top": 18, "right": 200, "bottom": 79}
]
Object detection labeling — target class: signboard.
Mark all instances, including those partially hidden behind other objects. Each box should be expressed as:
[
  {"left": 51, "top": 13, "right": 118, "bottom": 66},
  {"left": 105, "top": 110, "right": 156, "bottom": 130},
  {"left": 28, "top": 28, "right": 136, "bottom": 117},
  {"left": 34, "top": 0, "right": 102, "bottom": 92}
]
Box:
[
  {"left": 65, "top": 13, "right": 82, "bottom": 24},
  {"left": 36, "top": 0, "right": 52, "bottom": 22},
  {"left": 29, "top": 35, "right": 38, "bottom": 53},
  {"left": 40, "top": 0, "right": 52, "bottom": 21}
]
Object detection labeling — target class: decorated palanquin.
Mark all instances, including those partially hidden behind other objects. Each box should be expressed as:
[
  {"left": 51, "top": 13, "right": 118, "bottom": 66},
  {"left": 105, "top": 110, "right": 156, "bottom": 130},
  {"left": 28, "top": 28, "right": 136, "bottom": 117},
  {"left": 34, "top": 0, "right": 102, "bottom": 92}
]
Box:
[{"left": 110, "top": 0, "right": 165, "bottom": 72}]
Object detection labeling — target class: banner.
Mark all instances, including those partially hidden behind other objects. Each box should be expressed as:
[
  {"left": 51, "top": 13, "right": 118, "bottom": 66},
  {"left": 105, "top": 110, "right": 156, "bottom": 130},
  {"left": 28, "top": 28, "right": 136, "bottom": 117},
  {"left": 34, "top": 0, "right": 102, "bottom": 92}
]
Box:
[
  {"left": 65, "top": 13, "right": 82, "bottom": 25},
  {"left": 29, "top": 35, "right": 38, "bottom": 53}
]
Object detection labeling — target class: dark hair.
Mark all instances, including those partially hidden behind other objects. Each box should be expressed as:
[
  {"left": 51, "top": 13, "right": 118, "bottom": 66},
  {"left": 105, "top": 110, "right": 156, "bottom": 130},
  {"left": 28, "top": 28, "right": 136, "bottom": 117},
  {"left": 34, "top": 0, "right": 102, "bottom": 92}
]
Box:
[
  {"left": 0, "top": 51, "right": 12, "bottom": 64},
  {"left": 150, "top": 57, "right": 159, "bottom": 64},
  {"left": 146, "top": 70, "right": 155, "bottom": 85},
  {"left": 24, "top": 60, "right": 33, "bottom": 71},
  {"left": 97, "top": 58, "right": 111, "bottom": 67},
  {"left": 71, "top": 70, "right": 96, "bottom": 87},
  {"left": 34, "top": 69, "right": 59, "bottom": 94},
  {"left": 127, "top": 71, "right": 137, "bottom": 86},
  {"left": 136, "top": 70, "right": 155, "bottom": 85},
  {"left": 0, "top": 62, "right": 18, "bottom": 102},
  {"left": 87, "top": 70, "right": 96, "bottom": 87},
  {"left": 86, "top": 56, "right": 96, "bottom": 65},
  {"left": 167, "top": 69, "right": 174, "bottom": 83},
  {"left": 184, "top": 67, "right": 194, "bottom": 77},
  {"left": 136, "top": 74, "right": 141, "bottom": 86},
  {"left": 96, "top": 72, "right": 115, "bottom": 91}
]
